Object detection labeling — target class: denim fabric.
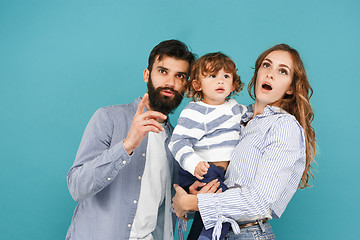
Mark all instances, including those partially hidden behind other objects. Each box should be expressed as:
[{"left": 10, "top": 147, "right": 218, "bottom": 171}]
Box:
[
  {"left": 225, "top": 222, "right": 275, "bottom": 240},
  {"left": 178, "top": 164, "right": 228, "bottom": 191}
]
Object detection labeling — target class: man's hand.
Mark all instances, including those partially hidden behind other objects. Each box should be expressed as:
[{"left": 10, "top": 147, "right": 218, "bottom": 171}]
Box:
[
  {"left": 123, "top": 93, "right": 167, "bottom": 154},
  {"left": 194, "top": 161, "right": 210, "bottom": 180}
]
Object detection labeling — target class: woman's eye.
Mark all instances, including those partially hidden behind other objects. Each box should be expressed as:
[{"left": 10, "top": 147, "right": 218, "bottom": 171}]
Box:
[
  {"left": 263, "top": 62, "right": 270, "bottom": 68},
  {"left": 279, "top": 69, "right": 288, "bottom": 75}
]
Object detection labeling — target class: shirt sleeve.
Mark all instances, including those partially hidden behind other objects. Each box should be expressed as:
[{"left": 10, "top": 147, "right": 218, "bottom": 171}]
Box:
[
  {"left": 168, "top": 105, "right": 206, "bottom": 175},
  {"left": 67, "top": 108, "right": 132, "bottom": 202},
  {"left": 197, "top": 116, "right": 306, "bottom": 229}
]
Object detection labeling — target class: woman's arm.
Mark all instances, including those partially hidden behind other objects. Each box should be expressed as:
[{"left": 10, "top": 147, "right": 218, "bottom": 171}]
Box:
[{"left": 172, "top": 179, "right": 221, "bottom": 220}]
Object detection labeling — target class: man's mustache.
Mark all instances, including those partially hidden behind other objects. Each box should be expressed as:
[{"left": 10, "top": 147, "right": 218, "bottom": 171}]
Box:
[{"left": 157, "top": 87, "right": 184, "bottom": 96}]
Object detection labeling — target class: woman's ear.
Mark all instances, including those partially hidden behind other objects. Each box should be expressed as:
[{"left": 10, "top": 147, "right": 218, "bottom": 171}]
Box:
[
  {"left": 192, "top": 80, "right": 201, "bottom": 91},
  {"left": 286, "top": 86, "right": 293, "bottom": 95}
]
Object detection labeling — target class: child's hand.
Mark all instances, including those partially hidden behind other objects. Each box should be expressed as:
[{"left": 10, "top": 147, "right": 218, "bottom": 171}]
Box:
[{"left": 194, "top": 161, "right": 210, "bottom": 180}]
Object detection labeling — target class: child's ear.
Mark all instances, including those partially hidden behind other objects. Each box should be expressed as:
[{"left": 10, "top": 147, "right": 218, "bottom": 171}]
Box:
[
  {"left": 192, "top": 80, "right": 202, "bottom": 91},
  {"left": 231, "top": 82, "right": 236, "bottom": 92},
  {"left": 143, "top": 69, "right": 150, "bottom": 83}
]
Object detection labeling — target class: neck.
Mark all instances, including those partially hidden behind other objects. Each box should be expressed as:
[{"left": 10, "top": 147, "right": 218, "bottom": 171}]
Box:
[{"left": 253, "top": 100, "right": 266, "bottom": 118}]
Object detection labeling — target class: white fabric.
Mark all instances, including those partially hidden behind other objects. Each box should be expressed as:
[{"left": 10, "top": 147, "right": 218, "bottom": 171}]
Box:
[
  {"left": 130, "top": 126, "right": 170, "bottom": 239},
  {"left": 169, "top": 99, "right": 246, "bottom": 176}
]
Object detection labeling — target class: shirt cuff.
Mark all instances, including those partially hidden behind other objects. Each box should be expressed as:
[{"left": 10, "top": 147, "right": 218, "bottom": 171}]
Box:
[
  {"left": 197, "top": 193, "right": 221, "bottom": 230},
  {"left": 183, "top": 157, "right": 202, "bottom": 176}
]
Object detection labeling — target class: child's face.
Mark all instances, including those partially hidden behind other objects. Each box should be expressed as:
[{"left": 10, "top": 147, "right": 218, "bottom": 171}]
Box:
[
  {"left": 193, "top": 68, "right": 234, "bottom": 105},
  {"left": 255, "top": 50, "right": 294, "bottom": 107}
]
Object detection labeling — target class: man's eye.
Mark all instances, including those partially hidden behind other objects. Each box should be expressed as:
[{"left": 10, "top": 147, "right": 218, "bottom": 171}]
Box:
[
  {"left": 279, "top": 69, "right": 288, "bottom": 75},
  {"left": 177, "top": 74, "right": 185, "bottom": 79},
  {"left": 159, "top": 69, "right": 166, "bottom": 74}
]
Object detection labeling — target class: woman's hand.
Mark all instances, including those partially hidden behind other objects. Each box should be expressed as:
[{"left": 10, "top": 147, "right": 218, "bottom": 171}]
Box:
[
  {"left": 172, "top": 180, "right": 222, "bottom": 220},
  {"left": 172, "top": 184, "right": 194, "bottom": 221}
]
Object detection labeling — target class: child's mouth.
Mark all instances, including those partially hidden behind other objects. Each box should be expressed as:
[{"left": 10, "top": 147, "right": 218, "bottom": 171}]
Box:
[{"left": 216, "top": 88, "right": 225, "bottom": 93}]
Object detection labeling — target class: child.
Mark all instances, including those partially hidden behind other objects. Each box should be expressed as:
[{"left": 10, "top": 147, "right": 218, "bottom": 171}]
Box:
[{"left": 169, "top": 52, "right": 246, "bottom": 240}]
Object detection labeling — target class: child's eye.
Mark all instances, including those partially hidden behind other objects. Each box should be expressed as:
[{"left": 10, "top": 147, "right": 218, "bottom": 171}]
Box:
[
  {"left": 279, "top": 69, "right": 288, "bottom": 75},
  {"left": 210, "top": 74, "right": 216, "bottom": 78},
  {"left": 224, "top": 74, "right": 230, "bottom": 79}
]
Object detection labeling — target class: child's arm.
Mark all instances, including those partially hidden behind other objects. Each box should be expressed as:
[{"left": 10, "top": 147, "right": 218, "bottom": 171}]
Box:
[
  {"left": 194, "top": 161, "right": 210, "bottom": 179},
  {"left": 169, "top": 104, "right": 207, "bottom": 177}
]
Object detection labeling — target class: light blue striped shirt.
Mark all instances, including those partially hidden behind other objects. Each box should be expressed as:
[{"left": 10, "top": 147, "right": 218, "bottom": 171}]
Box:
[{"left": 197, "top": 105, "right": 306, "bottom": 239}]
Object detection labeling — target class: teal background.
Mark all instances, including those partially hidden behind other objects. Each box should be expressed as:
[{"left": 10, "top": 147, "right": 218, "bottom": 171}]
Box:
[{"left": 1, "top": 0, "right": 359, "bottom": 239}]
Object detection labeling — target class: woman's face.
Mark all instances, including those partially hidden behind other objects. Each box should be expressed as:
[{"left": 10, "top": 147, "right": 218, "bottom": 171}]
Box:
[{"left": 255, "top": 50, "right": 294, "bottom": 107}]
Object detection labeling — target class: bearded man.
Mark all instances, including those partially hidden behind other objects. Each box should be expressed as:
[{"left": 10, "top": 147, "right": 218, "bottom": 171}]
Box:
[{"left": 66, "top": 40, "right": 195, "bottom": 240}]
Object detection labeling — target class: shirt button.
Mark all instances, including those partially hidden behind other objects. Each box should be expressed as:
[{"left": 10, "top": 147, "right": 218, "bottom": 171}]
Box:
[
  {"left": 122, "top": 160, "right": 126, "bottom": 164},
  {"left": 107, "top": 177, "right": 111, "bottom": 181},
  {"left": 133, "top": 200, "right": 137, "bottom": 204},
  {"left": 128, "top": 224, "right": 131, "bottom": 228},
  {"left": 138, "top": 176, "right": 141, "bottom": 180},
  {"left": 142, "top": 153, "right": 145, "bottom": 157}
]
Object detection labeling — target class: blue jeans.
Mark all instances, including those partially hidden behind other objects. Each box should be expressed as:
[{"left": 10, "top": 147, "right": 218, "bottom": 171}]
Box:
[{"left": 225, "top": 222, "right": 275, "bottom": 240}]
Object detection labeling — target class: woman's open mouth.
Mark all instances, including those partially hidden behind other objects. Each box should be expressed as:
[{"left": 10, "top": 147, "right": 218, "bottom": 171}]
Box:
[{"left": 262, "top": 83, "right": 272, "bottom": 91}]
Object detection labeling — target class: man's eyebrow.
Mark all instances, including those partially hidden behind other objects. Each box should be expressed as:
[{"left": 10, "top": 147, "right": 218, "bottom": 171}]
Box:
[
  {"left": 177, "top": 71, "right": 187, "bottom": 76},
  {"left": 157, "top": 66, "right": 168, "bottom": 70}
]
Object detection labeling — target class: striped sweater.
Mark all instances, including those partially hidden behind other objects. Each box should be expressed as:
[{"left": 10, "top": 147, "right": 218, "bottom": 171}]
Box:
[{"left": 169, "top": 99, "right": 247, "bottom": 176}]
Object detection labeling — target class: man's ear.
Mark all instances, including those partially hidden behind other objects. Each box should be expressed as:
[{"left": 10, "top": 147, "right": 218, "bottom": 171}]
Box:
[
  {"left": 192, "top": 80, "right": 201, "bottom": 91},
  {"left": 143, "top": 69, "right": 150, "bottom": 83}
]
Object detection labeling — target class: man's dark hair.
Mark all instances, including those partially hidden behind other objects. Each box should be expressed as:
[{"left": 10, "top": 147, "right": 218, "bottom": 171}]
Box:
[{"left": 147, "top": 39, "right": 195, "bottom": 77}]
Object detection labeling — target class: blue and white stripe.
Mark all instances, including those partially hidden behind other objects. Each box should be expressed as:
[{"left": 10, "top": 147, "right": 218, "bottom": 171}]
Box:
[
  {"left": 169, "top": 99, "right": 246, "bottom": 175},
  {"left": 197, "top": 105, "right": 306, "bottom": 240}
]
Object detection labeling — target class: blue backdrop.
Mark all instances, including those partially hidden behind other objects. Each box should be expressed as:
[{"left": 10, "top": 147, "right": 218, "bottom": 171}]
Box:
[{"left": 1, "top": 0, "right": 359, "bottom": 239}]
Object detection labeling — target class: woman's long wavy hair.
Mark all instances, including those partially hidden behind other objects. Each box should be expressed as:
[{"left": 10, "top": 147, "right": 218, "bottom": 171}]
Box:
[{"left": 248, "top": 44, "right": 316, "bottom": 189}]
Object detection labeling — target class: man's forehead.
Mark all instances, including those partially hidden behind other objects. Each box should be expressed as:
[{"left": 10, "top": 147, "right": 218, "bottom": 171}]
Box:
[{"left": 154, "top": 54, "right": 189, "bottom": 70}]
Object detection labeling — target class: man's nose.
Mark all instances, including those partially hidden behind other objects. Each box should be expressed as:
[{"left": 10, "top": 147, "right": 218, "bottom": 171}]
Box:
[{"left": 165, "top": 75, "right": 175, "bottom": 87}]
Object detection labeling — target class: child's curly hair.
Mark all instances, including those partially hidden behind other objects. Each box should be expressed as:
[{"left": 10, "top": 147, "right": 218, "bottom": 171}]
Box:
[{"left": 187, "top": 52, "right": 243, "bottom": 101}]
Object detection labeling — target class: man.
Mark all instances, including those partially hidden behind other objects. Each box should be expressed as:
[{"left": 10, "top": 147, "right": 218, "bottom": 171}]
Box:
[{"left": 66, "top": 40, "right": 195, "bottom": 240}]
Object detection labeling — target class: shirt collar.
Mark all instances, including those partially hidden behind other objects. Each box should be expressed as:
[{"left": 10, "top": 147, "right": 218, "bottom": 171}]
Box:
[{"left": 241, "top": 104, "right": 288, "bottom": 125}]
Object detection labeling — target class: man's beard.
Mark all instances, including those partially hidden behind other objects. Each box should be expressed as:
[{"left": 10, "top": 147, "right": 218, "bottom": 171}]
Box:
[{"left": 147, "top": 75, "right": 184, "bottom": 116}]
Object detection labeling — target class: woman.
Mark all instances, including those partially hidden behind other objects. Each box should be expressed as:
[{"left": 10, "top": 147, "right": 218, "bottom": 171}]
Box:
[{"left": 172, "top": 44, "right": 316, "bottom": 240}]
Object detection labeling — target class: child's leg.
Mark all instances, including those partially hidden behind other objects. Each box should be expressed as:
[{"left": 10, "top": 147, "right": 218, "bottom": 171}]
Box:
[
  {"left": 178, "top": 167, "right": 198, "bottom": 191},
  {"left": 198, "top": 165, "right": 229, "bottom": 240}
]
